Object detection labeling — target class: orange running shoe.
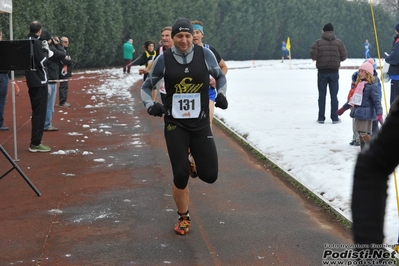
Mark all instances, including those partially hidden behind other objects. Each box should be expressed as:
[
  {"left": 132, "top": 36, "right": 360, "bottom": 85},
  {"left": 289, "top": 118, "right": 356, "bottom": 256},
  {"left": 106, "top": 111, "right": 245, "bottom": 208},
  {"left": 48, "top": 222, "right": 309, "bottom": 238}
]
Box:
[{"left": 174, "top": 216, "right": 191, "bottom": 235}]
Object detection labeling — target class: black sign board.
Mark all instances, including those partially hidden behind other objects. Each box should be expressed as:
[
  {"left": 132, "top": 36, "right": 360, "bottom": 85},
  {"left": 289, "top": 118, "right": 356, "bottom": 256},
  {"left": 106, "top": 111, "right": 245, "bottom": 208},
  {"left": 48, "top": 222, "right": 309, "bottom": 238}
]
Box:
[{"left": 0, "top": 39, "right": 35, "bottom": 71}]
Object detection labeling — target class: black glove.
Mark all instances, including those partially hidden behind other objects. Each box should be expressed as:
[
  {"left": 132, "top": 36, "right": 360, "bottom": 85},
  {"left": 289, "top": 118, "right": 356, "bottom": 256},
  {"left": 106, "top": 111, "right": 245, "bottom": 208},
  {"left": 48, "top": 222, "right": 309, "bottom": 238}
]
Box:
[
  {"left": 147, "top": 102, "right": 165, "bottom": 117},
  {"left": 215, "top": 93, "right": 228, "bottom": 109}
]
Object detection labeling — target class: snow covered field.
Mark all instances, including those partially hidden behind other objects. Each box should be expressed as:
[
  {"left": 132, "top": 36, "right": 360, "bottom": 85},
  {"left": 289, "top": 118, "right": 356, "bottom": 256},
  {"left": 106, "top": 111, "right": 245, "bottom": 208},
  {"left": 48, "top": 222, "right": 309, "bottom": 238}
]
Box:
[{"left": 215, "top": 58, "right": 397, "bottom": 245}]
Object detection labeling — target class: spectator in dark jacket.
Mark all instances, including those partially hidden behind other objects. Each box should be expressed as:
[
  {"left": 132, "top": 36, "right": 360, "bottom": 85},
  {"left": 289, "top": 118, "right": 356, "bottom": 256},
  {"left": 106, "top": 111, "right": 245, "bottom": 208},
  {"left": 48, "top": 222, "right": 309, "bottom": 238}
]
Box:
[
  {"left": 310, "top": 22, "right": 348, "bottom": 124},
  {"left": 0, "top": 29, "right": 9, "bottom": 131},
  {"left": 139, "top": 40, "right": 156, "bottom": 81},
  {"left": 385, "top": 23, "right": 399, "bottom": 105},
  {"left": 24, "top": 21, "right": 53, "bottom": 152},
  {"left": 41, "top": 31, "right": 66, "bottom": 131},
  {"left": 58, "top": 36, "right": 74, "bottom": 108}
]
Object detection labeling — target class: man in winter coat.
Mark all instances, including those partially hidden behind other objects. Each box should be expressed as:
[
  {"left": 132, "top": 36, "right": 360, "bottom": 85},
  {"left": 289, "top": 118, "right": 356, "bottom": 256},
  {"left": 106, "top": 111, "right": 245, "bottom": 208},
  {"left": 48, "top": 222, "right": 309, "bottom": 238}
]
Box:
[
  {"left": 41, "top": 31, "right": 66, "bottom": 131},
  {"left": 58, "top": 36, "right": 73, "bottom": 108},
  {"left": 25, "top": 21, "right": 53, "bottom": 152},
  {"left": 310, "top": 22, "right": 348, "bottom": 124},
  {"left": 385, "top": 23, "right": 399, "bottom": 105}
]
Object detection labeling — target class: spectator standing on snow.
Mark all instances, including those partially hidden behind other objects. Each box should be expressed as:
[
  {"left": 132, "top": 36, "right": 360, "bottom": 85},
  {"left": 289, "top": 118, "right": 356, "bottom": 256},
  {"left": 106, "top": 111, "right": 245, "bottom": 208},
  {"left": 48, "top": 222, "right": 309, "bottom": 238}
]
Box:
[
  {"left": 364, "top": 39, "right": 372, "bottom": 59},
  {"left": 310, "top": 22, "right": 348, "bottom": 124},
  {"left": 281, "top": 41, "right": 288, "bottom": 63},
  {"left": 385, "top": 23, "right": 399, "bottom": 105},
  {"left": 347, "top": 59, "right": 381, "bottom": 146},
  {"left": 336, "top": 60, "right": 383, "bottom": 150}
]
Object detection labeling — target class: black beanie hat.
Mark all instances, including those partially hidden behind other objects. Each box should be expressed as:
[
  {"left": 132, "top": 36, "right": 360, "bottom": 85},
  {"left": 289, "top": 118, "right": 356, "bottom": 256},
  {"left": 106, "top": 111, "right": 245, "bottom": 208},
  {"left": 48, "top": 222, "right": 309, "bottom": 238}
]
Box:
[
  {"left": 171, "top": 18, "right": 193, "bottom": 38},
  {"left": 40, "top": 30, "right": 52, "bottom": 41},
  {"left": 323, "top": 23, "right": 334, "bottom": 32}
]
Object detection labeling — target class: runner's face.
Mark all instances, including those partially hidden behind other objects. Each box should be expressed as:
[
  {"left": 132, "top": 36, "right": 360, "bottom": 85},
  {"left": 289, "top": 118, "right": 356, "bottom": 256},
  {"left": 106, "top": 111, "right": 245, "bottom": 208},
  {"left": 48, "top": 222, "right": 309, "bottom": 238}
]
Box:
[
  {"left": 173, "top": 32, "right": 193, "bottom": 53},
  {"left": 162, "top": 30, "right": 172, "bottom": 48},
  {"left": 192, "top": 30, "right": 203, "bottom": 45},
  {"left": 148, "top": 43, "right": 154, "bottom": 52}
]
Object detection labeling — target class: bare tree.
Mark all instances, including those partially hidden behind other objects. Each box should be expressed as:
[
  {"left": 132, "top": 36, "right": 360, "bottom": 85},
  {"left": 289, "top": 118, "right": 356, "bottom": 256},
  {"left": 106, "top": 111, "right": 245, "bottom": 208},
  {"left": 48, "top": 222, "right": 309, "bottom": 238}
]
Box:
[{"left": 376, "top": 0, "right": 399, "bottom": 15}]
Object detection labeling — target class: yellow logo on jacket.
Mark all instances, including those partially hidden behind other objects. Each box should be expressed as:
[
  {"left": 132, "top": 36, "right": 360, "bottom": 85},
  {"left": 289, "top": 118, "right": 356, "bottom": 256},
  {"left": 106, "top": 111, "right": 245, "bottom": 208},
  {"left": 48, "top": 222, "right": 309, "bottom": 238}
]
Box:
[
  {"left": 174, "top": 77, "right": 203, "bottom": 93},
  {"left": 166, "top": 124, "right": 177, "bottom": 131}
]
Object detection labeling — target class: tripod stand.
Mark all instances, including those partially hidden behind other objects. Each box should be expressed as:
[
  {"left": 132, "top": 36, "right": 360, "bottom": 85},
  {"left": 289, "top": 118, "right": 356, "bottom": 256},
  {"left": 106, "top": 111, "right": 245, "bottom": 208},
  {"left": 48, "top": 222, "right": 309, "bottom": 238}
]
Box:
[{"left": 0, "top": 145, "right": 41, "bottom": 196}]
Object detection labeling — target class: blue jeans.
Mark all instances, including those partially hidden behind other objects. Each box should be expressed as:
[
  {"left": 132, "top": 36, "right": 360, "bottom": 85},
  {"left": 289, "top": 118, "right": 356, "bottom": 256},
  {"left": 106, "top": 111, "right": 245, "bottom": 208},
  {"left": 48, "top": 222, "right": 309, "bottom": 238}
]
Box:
[
  {"left": 0, "top": 73, "right": 9, "bottom": 127},
  {"left": 317, "top": 72, "right": 339, "bottom": 122},
  {"left": 44, "top": 83, "right": 57, "bottom": 129}
]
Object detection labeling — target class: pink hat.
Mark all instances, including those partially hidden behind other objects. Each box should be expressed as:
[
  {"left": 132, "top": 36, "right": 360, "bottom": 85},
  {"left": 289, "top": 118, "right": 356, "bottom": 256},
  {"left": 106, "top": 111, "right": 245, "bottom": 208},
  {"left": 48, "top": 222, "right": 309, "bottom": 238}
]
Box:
[
  {"left": 366, "top": 58, "right": 374, "bottom": 65},
  {"left": 359, "top": 61, "right": 373, "bottom": 75}
]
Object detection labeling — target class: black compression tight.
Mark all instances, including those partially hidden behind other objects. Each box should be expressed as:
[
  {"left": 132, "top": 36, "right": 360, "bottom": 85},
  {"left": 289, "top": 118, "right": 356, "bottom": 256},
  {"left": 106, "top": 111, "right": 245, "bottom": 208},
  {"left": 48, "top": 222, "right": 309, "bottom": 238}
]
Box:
[{"left": 164, "top": 124, "right": 218, "bottom": 189}]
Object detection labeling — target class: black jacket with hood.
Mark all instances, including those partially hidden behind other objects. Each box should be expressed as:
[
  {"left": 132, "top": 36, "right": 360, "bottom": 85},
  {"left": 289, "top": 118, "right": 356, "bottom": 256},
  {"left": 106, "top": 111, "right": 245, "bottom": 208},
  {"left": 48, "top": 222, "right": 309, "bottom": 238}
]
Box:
[{"left": 47, "top": 42, "right": 66, "bottom": 83}]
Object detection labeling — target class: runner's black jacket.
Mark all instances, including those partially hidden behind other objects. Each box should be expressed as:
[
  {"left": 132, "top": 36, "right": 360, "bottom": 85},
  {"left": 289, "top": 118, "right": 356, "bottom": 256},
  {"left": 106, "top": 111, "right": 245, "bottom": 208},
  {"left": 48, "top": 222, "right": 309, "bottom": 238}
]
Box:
[{"left": 352, "top": 98, "right": 399, "bottom": 245}]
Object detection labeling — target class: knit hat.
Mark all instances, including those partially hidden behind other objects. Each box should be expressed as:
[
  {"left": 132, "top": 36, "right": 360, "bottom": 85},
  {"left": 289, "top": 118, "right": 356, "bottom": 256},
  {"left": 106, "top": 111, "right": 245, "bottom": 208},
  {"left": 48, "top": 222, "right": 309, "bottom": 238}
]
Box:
[
  {"left": 171, "top": 18, "right": 193, "bottom": 38},
  {"left": 365, "top": 58, "right": 377, "bottom": 70},
  {"left": 396, "top": 23, "right": 399, "bottom": 32},
  {"left": 323, "top": 23, "right": 334, "bottom": 32},
  {"left": 359, "top": 60, "right": 373, "bottom": 75},
  {"left": 40, "top": 30, "right": 52, "bottom": 41}
]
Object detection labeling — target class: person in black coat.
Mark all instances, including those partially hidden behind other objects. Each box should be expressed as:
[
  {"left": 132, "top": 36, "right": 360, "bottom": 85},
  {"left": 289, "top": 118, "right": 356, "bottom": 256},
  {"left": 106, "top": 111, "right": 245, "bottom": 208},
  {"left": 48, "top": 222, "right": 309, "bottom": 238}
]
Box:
[
  {"left": 41, "top": 31, "right": 66, "bottom": 131},
  {"left": 385, "top": 23, "right": 399, "bottom": 105},
  {"left": 58, "top": 36, "right": 74, "bottom": 108},
  {"left": 352, "top": 97, "right": 399, "bottom": 251},
  {"left": 24, "top": 21, "right": 53, "bottom": 152},
  {"left": 138, "top": 40, "right": 156, "bottom": 81}
]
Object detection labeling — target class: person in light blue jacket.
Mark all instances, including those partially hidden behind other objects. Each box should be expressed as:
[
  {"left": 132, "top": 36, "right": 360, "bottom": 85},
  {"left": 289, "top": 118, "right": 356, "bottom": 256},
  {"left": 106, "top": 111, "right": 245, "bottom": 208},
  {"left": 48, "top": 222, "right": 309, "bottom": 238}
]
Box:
[{"left": 364, "top": 39, "right": 371, "bottom": 58}]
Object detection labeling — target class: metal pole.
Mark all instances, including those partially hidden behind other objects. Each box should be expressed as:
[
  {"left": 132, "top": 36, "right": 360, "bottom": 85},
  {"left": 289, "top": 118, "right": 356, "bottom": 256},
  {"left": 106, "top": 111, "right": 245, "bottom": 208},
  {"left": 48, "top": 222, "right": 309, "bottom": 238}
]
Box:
[{"left": 9, "top": 12, "right": 18, "bottom": 160}]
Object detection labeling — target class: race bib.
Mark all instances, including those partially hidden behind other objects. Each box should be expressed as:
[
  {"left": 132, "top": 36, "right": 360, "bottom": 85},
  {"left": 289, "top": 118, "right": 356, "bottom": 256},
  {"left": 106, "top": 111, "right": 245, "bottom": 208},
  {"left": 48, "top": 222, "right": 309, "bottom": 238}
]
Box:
[{"left": 172, "top": 93, "right": 201, "bottom": 119}]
